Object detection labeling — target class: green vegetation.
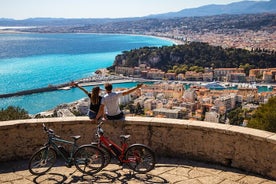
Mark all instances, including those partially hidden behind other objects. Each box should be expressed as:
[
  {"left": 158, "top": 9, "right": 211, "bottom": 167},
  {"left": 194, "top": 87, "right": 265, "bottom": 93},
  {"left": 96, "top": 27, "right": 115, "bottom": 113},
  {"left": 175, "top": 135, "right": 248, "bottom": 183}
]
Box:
[
  {"left": 0, "top": 106, "right": 31, "bottom": 121},
  {"left": 110, "top": 42, "right": 276, "bottom": 74},
  {"left": 227, "top": 106, "right": 251, "bottom": 126},
  {"left": 247, "top": 97, "right": 276, "bottom": 133}
]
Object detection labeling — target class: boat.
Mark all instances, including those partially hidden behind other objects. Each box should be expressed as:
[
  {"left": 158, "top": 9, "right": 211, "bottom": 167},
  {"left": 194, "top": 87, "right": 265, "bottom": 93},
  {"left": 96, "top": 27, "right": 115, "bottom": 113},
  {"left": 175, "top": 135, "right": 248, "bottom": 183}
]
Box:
[{"left": 202, "top": 81, "right": 226, "bottom": 90}]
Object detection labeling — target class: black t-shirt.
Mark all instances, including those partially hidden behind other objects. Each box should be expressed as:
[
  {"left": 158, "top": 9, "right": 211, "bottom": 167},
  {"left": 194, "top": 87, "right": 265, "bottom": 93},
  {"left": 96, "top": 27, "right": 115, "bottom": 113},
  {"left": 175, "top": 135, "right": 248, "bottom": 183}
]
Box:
[{"left": 87, "top": 94, "right": 102, "bottom": 113}]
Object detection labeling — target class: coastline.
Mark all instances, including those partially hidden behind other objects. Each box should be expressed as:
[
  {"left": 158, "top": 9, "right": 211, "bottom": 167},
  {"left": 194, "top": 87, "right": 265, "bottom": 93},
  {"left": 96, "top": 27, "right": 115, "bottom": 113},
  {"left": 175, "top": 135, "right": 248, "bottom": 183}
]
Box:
[
  {"left": 0, "top": 27, "right": 185, "bottom": 46},
  {"left": 144, "top": 34, "right": 186, "bottom": 45},
  {"left": 0, "top": 32, "right": 176, "bottom": 114}
]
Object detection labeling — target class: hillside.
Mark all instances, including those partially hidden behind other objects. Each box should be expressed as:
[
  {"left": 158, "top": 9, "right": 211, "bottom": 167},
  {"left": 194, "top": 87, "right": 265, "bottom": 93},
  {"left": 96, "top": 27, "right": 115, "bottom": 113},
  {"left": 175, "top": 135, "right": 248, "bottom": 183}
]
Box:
[
  {"left": 110, "top": 42, "right": 276, "bottom": 74},
  {"left": 148, "top": 0, "right": 276, "bottom": 18}
]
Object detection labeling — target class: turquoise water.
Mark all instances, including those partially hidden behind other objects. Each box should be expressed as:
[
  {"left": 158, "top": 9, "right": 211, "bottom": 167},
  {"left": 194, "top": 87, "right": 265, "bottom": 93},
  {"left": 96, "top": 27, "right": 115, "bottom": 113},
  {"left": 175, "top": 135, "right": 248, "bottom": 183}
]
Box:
[{"left": 0, "top": 33, "right": 173, "bottom": 114}]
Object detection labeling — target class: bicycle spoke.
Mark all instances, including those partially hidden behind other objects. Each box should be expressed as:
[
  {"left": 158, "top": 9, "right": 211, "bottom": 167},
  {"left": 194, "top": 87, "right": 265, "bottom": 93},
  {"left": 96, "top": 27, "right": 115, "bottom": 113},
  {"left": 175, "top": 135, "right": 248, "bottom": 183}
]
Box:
[
  {"left": 28, "top": 147, "right": 57, "bottom": 175},
  {"left": 125, "top": 145, "right": 155, "bottom": 173},
  {"left": 74, "top": 145, "right": 104, "bottom": 175}
]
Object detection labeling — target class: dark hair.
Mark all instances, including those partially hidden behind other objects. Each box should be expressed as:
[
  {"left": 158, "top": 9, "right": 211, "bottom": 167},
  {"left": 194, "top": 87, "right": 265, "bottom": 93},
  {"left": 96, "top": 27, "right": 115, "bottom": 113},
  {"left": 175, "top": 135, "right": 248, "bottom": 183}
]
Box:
[{"left": 104, "top": 83, "right": 113, "bottom": 91}]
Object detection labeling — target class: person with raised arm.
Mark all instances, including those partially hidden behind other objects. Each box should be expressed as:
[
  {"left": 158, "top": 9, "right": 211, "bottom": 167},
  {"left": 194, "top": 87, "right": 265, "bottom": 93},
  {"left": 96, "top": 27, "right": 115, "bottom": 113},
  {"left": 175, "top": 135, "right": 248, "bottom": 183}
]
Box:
[
  {"left": 71, "top": 82, "right": 103, "bottom": 120},
  {"left": 96, "top": 83, "right": 143, "bottom": 120}
]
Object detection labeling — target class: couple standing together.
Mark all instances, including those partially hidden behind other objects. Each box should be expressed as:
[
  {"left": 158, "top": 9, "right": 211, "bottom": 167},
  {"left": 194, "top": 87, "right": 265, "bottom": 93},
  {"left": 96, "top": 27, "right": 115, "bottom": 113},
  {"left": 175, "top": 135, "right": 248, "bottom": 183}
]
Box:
[{"left": 71, "top": 82, "right": 143, "bottom": 121}]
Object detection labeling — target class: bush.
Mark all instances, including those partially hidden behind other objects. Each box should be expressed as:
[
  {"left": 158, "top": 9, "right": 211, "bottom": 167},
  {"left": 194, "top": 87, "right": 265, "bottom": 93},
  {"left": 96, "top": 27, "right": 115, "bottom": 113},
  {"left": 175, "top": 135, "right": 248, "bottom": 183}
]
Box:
[
  {"left": 0, "top": 106, "right": 31, "bottom": 121},
  {"left": 247, "top": 96, "right": 276, "bottom": 133}
]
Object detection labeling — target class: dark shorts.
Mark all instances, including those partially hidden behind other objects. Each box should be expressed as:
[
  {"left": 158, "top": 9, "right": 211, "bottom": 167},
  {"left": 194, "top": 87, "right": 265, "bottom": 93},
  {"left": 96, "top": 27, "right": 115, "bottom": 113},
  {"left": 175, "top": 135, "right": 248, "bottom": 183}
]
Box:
[
  {"left": 106, "top": 112, "right": 125, "bottom": 120},
  {"left": 87, "top": 110, "right": 97, "bottom": 119}
]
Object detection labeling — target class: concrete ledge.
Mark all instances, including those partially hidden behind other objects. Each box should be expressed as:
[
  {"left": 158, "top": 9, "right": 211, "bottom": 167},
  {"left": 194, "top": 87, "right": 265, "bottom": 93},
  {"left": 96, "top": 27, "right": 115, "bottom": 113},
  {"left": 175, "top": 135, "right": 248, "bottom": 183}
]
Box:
[{"left": 0, "top": 117, "right": 275, "bottom": 179}]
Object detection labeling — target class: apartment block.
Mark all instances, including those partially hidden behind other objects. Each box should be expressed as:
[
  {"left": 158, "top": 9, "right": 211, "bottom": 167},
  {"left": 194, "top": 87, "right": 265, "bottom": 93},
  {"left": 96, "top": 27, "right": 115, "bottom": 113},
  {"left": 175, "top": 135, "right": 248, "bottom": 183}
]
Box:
[{"left": 214, "top": 68, "right": 244, "bottom": 81}]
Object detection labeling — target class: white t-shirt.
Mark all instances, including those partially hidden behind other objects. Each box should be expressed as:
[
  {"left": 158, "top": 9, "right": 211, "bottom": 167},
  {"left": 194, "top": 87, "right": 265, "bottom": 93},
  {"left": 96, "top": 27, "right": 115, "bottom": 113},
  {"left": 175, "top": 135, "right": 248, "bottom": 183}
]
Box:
[{"left": 101, "top": 92, "right": 123, "bottom": 116}]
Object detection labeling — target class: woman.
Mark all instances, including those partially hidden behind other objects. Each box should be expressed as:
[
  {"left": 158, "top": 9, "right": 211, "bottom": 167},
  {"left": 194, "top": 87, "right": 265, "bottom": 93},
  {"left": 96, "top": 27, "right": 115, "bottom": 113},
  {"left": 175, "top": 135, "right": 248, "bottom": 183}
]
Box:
[{"left": 71, "top": 82, "right": 102, "bottom": 120}]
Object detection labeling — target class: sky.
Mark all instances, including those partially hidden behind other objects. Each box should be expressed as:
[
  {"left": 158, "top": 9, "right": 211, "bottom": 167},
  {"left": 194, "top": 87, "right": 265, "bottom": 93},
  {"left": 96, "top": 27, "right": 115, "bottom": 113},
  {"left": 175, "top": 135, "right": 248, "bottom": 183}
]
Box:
[{"left": 1, "top": 0, "right": 269, "bottom": 20}]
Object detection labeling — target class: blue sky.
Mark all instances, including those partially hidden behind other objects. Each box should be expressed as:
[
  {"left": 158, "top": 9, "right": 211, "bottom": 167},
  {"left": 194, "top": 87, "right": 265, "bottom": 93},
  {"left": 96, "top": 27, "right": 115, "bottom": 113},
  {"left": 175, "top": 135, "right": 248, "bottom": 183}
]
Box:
[{"left": 1, "top": 0, "right": 269, "bottom": 20}]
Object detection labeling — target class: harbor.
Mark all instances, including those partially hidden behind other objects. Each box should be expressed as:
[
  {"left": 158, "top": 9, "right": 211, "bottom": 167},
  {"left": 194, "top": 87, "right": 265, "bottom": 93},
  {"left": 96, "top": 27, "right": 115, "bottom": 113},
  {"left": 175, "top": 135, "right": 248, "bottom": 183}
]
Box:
[
  {"left": 0, "top": 73, "right": 149, "bottom": 99},
  {"left": 0, "top": 75, "right": 274, "bottom": 99}
]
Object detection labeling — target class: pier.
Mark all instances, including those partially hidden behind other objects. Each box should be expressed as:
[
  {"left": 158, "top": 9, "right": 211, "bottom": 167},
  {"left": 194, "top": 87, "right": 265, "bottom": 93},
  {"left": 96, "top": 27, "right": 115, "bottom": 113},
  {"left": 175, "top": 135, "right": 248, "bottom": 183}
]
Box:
[
  {"left": 0, "top": 83, "right": 69, "bottom": 98},
  {"left": 0, "top": 78, "right": 139, "bottom": 99}
]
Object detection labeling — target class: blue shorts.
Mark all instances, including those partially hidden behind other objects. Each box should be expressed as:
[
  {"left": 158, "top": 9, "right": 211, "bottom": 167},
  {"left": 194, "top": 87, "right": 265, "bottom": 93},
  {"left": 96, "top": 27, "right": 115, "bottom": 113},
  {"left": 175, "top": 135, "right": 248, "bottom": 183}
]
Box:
[{"left": 87, "top": 110, "right": 96, "bottom": 119}]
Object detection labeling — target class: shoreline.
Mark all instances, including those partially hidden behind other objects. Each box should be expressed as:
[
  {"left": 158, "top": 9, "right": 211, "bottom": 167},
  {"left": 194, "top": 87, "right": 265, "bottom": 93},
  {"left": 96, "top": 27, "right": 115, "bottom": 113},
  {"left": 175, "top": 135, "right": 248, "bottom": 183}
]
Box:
[
  {"left": 0, "top": 28, "right": 185, "bottom": 45},
  {"left": 152, "top": 35, "right": 186, "bottom": 45}
]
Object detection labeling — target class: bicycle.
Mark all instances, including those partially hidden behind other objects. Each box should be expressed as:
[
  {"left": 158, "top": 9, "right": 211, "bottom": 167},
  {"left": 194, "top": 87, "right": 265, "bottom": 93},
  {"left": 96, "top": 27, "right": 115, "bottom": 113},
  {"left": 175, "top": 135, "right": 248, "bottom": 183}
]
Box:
[
  {"left": 28, "top": 123, "right": 105, "bottom": 176},
  {"left": 91, "top": 120, "right": 156, "bottom": 174}
]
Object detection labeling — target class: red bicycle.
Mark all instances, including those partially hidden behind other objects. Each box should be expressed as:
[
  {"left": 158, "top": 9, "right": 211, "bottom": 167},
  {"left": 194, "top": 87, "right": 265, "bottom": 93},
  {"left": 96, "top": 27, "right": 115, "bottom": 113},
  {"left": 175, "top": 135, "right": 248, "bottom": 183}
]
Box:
[{"left": 92, "top": 120, "right": 156, "bottom": 174}]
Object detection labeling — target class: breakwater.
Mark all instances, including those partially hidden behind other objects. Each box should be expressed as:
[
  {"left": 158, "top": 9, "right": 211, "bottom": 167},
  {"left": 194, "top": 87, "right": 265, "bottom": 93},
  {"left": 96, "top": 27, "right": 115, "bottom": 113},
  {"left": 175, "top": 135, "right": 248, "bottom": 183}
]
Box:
[
  {"left": 0, "top": 78, "right": 138, "bottom": 99},
  {"left": 0, "top": 83, "right": 70, "bottom": 98}
]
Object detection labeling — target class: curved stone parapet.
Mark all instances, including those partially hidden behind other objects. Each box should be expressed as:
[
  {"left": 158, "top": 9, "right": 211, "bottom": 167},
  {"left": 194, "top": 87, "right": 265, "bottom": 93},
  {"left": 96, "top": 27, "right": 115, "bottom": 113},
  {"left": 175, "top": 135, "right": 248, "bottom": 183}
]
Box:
[{"left": 0, "top": 117, "right": 275, "bottom": 179}]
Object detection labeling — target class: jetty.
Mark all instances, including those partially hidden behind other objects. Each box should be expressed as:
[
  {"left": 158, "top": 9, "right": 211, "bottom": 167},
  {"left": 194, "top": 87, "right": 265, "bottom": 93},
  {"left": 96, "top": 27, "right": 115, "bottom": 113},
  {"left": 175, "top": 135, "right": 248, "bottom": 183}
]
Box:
[
  {"left": 0, "top": 78, "right": 140, "bottom": 99},
  {"left": 0, "top": 83, "right": 70, "bottom": 98}
]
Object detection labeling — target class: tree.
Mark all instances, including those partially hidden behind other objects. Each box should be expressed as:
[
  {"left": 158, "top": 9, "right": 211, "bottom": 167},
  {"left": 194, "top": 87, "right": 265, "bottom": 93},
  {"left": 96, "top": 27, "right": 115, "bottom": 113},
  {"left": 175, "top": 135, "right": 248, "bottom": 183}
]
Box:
[
  {"left": 227, "top": 107, "right": 249, "bottom": 125},
  {"left": 247, "top": 97, "right": 276, "bottom": 133},
  {"left": 0, "top": 106, "right": 31, "bottom": 121},
  {"left": 239, "top": 63, "right": 254, "bottom": 75}
]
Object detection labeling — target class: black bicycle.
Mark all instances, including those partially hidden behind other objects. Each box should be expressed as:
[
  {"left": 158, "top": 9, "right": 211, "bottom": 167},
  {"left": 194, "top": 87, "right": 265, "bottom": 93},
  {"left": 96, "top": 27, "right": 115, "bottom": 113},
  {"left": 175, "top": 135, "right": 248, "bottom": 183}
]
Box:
[{"left": 28, "top": 123, "right": 105, "bottom": 175}]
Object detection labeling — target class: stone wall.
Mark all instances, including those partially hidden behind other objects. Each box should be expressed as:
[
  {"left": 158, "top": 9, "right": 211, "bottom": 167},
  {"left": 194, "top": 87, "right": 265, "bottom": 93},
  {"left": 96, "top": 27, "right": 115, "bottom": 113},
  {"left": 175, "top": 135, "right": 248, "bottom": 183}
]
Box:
[{"left": 0, "top": 117, "right": 275, "bottom": 179}]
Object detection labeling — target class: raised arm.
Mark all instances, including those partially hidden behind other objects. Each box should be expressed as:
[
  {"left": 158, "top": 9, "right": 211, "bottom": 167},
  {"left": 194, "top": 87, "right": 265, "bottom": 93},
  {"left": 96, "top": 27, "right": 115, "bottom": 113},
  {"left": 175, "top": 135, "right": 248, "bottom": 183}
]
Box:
[
  {"left": 70, "top": 82, "right": 89, "bottom": 95},
  {"left": 122, "top": 83, "right": 143, "bottom": 96}
]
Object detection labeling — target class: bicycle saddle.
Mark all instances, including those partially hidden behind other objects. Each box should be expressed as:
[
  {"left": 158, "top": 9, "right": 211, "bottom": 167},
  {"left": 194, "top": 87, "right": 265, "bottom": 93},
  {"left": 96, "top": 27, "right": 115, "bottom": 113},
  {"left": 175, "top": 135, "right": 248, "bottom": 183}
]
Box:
[
  {"left": 120, "top": 135, "right": 130, "bottom": 139},
  {"left": 71, "top": 135, "right": 81, "bottom": 140}
]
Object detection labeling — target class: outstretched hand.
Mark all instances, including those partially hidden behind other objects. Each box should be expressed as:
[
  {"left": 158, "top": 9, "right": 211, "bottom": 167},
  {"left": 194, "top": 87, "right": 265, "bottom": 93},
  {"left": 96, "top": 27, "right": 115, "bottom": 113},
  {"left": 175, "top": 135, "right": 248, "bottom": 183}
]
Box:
[
  {"left": 70, "top": 82, "right": 78, "bottom": 87},
  {"left": 137, "top": 83, "right": 143, "bottom": 88}
]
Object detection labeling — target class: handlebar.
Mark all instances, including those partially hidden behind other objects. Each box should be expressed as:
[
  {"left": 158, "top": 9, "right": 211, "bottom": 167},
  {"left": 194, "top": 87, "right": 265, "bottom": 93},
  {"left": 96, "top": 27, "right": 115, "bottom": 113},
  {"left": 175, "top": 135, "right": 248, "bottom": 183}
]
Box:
[
  {"left": 43, "top": 123, "right": 47, "bottom": 132},
  {"left": 96, "top": 120, "right": 104, "bottom": 136},
  {"left": 42, "top": 123, "right": 60, "bottom": 138}
]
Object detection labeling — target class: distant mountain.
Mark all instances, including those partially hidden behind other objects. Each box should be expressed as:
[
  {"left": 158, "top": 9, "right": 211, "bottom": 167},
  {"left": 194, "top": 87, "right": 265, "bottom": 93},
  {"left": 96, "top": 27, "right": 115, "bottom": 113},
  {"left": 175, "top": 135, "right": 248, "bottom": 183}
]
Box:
[
  {"left": 0, "top": 17, "right": 139, "bottom": 27},
  {"left": 148, "top": 0, "right": 276, "bottom": 18},
  {"left": 0, "top": 0, "right": 275, "bottom": 27}
]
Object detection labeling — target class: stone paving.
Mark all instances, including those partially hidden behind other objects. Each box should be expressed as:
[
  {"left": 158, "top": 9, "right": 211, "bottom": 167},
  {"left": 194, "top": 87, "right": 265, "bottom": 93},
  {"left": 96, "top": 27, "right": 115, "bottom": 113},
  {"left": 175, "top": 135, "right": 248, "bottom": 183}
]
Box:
[{"left": 0, "top": 157, "right": 275, "bottom": 184}]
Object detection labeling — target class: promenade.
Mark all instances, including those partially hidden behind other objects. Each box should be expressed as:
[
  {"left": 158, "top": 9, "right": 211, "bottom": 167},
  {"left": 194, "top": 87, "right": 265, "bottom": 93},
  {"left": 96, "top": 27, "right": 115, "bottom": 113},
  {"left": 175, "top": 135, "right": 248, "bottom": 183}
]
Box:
[{"left": 1, "top": 157, "right": 275, "bottom": 184}]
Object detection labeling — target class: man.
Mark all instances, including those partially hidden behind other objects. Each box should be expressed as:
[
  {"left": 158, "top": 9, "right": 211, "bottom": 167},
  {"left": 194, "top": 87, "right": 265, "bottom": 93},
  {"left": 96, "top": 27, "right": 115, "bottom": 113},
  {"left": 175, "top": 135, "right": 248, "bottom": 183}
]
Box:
[{"left": 96, "top": 83, "right": 143, "bottom": 120}]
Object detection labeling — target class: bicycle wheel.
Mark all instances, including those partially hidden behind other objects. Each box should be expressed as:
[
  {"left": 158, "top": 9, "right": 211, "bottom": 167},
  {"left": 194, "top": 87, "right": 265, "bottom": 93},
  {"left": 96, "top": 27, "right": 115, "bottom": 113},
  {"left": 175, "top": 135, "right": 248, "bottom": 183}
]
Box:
[
  {"left": 125, "top": 144, "right": 156, "bottom": 174},
  {"left": 91, "top": 143, "right": 111, "bottom": 167},
  {"left": 74, "top": 145, "right": 105, "bottom": 175},
  {"left": 28, "top": 147, "right": 57, "bottom": 175}
]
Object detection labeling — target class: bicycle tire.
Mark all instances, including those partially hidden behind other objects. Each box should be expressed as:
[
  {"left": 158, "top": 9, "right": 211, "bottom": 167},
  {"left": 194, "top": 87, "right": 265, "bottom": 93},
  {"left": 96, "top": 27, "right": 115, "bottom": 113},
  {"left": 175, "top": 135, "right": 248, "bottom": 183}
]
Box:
[
  {"left": 74, "top": 145, "right": 105, "bottom": 175},
  {"left": 91, "top": 142, "right": 111, "bottom": 167},
  {"left": 28, "top": 147, "right": 57, "bottom": 175},
  {"left": 125, "top": 144, "right": 156, "bottom": 174}
]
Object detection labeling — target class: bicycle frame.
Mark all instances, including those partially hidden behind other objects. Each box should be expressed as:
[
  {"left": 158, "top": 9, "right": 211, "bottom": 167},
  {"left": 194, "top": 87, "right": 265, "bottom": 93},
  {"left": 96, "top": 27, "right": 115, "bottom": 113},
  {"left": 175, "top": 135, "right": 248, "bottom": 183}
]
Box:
[
  {"left": 95, "top": 122, "right": 134, "bottom": 164},
  {"left": 29, "top": 124, "right": 106, "bottom": 176},
  {"left": 43, "top": 124, "right": 79, "bottom": 164},
  {"left": 92, "top": 121, "right": 156, "bottom": 174}
]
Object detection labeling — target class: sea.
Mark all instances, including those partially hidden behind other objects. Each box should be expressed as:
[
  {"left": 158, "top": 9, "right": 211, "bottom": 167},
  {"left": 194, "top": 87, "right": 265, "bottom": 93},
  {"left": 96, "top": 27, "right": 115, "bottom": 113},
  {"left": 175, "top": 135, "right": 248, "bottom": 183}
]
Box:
[{"left": 0, "top": 33, "right": 174, "bottom": 114}]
